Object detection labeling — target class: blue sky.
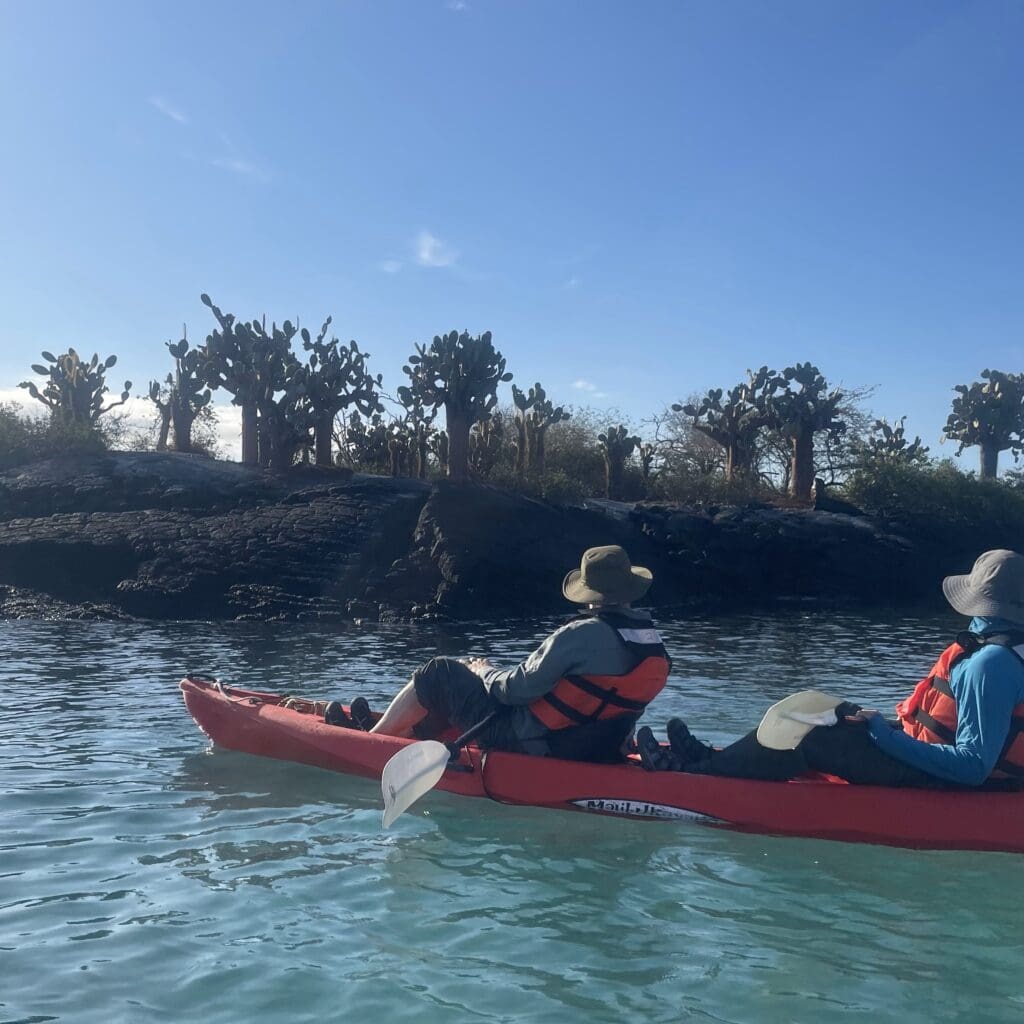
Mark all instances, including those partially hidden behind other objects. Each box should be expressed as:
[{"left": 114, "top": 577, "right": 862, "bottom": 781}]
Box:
[{"left": 1, "top": 0, "right": 1022, "bottom": 463}]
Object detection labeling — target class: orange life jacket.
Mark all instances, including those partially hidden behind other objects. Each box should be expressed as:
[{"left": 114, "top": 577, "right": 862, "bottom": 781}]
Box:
[
  {"left": 529, "top": 612, "right": 670, "bottom": 732},
  {"left": 896, "top": 632, "right": 1024, "bottom": 780}
]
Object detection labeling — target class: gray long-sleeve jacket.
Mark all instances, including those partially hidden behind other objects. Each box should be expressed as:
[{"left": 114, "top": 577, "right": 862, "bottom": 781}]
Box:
[{"left": 481, "top": 606, "right": 659, "bottom": 744}]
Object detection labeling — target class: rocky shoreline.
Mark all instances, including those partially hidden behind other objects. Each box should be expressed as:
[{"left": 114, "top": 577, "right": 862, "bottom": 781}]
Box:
[{"left": 0, "top": 452, "right": 1010, "bottom": 623}]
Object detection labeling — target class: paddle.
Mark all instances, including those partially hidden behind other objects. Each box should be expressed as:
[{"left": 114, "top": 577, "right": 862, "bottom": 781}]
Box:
[
  {"left": 381, "top": 711, "right": 498, "bottom": 829},
  {"left": 755, "top": 690, "right": 851, "bottom": 750}
]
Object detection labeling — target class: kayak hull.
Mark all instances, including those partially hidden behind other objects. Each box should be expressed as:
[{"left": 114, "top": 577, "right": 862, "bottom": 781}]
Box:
[{"left": 180, "top": 677, "right": 1024, "bottom": 853}]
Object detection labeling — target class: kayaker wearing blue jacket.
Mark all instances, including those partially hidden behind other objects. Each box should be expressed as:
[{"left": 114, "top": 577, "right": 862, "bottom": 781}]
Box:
[
  {"left": 871, "top": 614, "right": 1024, "bottom": 784},
  {"left": 638, "top": 549, "right": 1024, "bottom": 788},
  {"left": 329, "top": 546, "right": 671, "bottom": 763}
]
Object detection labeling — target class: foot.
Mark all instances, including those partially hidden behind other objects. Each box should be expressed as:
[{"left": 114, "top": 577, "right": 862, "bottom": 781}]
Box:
[
  {"left": 636, "top": 726, "right": 680, "bottom": 772},
  {"left": 350, "top": 696, "right": 374, "bottom": 732},
  {"left": 324, "top": 701, "right": 355, "bottom": 728},
  {"left": 666, "top": 718, "right": 714, "bottom": 766}
]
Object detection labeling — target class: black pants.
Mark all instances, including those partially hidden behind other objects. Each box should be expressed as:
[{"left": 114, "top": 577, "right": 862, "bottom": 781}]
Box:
[
  {"left": 411, "top": 657, "right": 522, "bottom": 750},
  {"left": 688, "top": 721, "right": 959, "bottom": 789}
]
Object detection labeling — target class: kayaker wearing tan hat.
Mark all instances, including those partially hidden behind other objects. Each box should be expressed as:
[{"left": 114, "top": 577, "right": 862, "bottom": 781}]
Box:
[
  {"left": 329, "top": 545, "right": 671, "bottom": 763},
  {"left": 638, "top": 549, "right": 1024, "bottom": 787}
]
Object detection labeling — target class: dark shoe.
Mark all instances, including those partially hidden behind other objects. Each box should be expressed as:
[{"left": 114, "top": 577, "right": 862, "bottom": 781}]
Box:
[
  {"left": 350, "top": 696, "right": 374, "bottom": 732},
  {"left": 636, "top": 726, "right": 677, "bottom": 772},
  {"left": 324, "top": 701, "right": 354, "bottom": 728},
  {"left": 667, "top": 718, "right": 714, "bottom": 766}
]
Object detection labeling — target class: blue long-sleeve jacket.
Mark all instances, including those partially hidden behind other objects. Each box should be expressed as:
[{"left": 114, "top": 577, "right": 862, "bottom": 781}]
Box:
[{"left": 868, "top": 617, "right": 1024, "bottom": 785}]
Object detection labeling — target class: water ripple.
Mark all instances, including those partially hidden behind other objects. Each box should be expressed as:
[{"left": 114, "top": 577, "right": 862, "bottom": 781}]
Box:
[{"left": 2, "top": 613, "right": 1022, "bottom": 1024}]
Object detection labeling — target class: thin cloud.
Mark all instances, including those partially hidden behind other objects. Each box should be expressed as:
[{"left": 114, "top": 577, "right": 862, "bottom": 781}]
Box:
[
  {"left": 446, "top": 1, "right": 470, "bottom": 10},
  {"left": 377, "top": 259, "right": 403, "bottom": 274},
  {"left": 212, "top": 401, "right": 243, "bottom": 460},
  {"left": 149, "top": 96, "right": 189, "bottom": 124},
  {"left": 416, "top": 230, "right": 458, "bottom": 268},
  {"left": 562, "top": 276, "right": 580, "bottom": 290},
  {"left": 573, "top": 379, "right": 608, "bottom": 399},
  {"left": 0, "top": 387, "right": 41, "bottom": 414},
  {"left": 212, "top": 157, "right": 271, "bottom": 183}
]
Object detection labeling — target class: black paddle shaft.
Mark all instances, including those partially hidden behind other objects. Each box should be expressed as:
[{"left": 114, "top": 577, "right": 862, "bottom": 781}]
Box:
[{"left": 445, "top": 711, "right": 499, "bottom": 762}]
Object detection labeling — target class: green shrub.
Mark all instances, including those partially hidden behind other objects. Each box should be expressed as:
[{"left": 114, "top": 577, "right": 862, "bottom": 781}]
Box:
[
  {"left": 0, "top": 404, "right": 44, "bottom": 470},
  {"left": 535, "top": 468, "right": 589, "bottom": 505},
  {"left": 646, "top": 468, "right": 778, "bottom": 508},
  {"left": 844, "top": 460, "right": 1024, "bottom": 533},
  {"left": 0, "top": 403, "right": 110, "bottom": 470},
  {"left": 541, "top": 406, "right": 631, "bottom": 497}
]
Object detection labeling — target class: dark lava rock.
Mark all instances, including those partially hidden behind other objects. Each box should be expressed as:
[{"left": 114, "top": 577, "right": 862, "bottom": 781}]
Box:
[
  {"left": 0, "top": 454, "right": 428, "bottom": 621},
  {"left": 0, "top": 452, "right": 1003, "bottom": 622},
  {"left": 372, "top": 482, "right": 676, "bottom": 622},
  {"left": 370, "top": 484, "right": 924, "bottom": 620}
]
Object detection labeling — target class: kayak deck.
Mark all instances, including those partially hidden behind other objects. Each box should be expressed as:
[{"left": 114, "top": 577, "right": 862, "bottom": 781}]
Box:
[{"left": 180, "top": 677, "right": 1024, "bottom": 853}]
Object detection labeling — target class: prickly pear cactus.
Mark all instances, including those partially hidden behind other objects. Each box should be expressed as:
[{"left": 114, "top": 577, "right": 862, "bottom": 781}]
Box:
[
  {"left": 673, "top": 366, "right": 774, "bottom": 480},
  {"left": 401, "top": 330, "right": 512, "bottom": 480},
  {"left": 512, "top": 381, "right": 570, "bottom": 477},
  {"left": 20, "top": 348, "right": 131, "bottom": 431},
  {"left": 200, "top": 295, "right": 317, "bottom": 471},
  {"left": 146, "top": 330, "right": 212, "bottom": 454},
  {"left": 395, "top": 394, "right": 437, "bottom": 479},
  {"left": 598, "top": 424, "right": 640, "bottom": 500},
  {"left": 943, "top": 369, "right": 1024, "bottom": 479},
  {"left": 431, "top": 430, "right": 450, "bottom": 477},
  {"left": 302, "top": 319, "right": 383, "bottom": 466},
  {"left": 469, "top": 411, "right": 506, "bottom": 479},
  {"left": 767, "top": 363, "right": 846, "bottom": 501},
  {"left": 858, "top": 416, "right": 929, "bottom": 467},
  {"left": 200, "top": 294, "right": 262, "bottom": 464},
  {"left": 341, "top": 411, "right": 391, "bottom": 472}
]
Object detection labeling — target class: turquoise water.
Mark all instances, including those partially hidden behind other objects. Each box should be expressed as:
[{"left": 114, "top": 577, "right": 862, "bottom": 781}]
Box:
[{"left": 2, "top": 612, "right": 1023, "bottom": 1024}]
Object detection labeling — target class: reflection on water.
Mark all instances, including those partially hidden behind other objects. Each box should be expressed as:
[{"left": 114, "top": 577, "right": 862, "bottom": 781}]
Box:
[{"left": 2, "top": 612, "right": 1023, "bottom": 1024}]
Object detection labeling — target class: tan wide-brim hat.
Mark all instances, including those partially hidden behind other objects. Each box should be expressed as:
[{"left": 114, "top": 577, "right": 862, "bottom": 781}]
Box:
[
  {"left": 562, "top": 545, "right": 652, "bottom": 605},
  {"left": 942, "top": 549, "right": 1024, "bottom": 622}
]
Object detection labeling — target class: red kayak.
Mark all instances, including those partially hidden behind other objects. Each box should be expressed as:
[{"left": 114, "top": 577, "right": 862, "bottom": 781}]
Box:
[{"left": 180, "top": 676, "right": 1024, "bottom": 853}]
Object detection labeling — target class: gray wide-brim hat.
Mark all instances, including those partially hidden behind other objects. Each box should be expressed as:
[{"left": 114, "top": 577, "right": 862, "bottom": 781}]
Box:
[
  {"left": 563, "top": 545, "right": 652, "bottom": 605},
  {"left": 942, "top": 549, "right": 1024, "bottom": 622}
]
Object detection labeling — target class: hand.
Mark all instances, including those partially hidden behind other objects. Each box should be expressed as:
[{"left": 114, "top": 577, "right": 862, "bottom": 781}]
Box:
[
  {"left": 464, "top": 657, "right": 494, "bottom": 677},
  {"left": 845, "top": 708, "right": 882, "bottom": 724}
]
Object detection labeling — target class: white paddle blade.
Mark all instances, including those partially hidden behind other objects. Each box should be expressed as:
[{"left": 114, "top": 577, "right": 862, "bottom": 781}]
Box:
[
  {"left": 381, "top": 740, "right": 451, "bottom": 829},
  {"left": 756, "top": 690, "right": 844, "bottom": 750}
]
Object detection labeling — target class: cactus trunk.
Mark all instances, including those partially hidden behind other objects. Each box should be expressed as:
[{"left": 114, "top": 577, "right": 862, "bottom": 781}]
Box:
[
  {"left": 724, "top": 444, "right": 739, "bottom": 481},
  {"left": 156, "top": 407, "right": 171, "bottom": 452},
  {"left": 724, "top": 441, "right": 753, "bottom": 480},
  {"left": 980, "top": 443, "right": 999, "bottom": 480},
  {"left": 525, "top": 421, "right": 537, "bottom": 476},
  {"left": 416, "top": 432, "right": 429, "bottom": 479},
  {"left": 445, "top": 404, "right": 471, "bottom": 481},
  {"left": 267, "top": 419, "right": 301, "bottom": 472},
  {"left": 257, "top": 414, "right": 272, "bottom": 468},
  {"left": 170, "top": 402, "right": 195, "bottom": 454},
  {"left": 533, "top": 427, "right": 547, "bottom": 476},
  {"left": 315, "top": 412, "right": 334, "bottom": 467},
  {"left": 515, "top": 416, "right": 527, "bottom": 482},
  {"left": 790, "top": 431, "right": 815, "bottom": 501},
  {"left": 605, "top": 455, "right": 624, "bottom": 500},
  {"left": 240, "top": 403, "right": 258, "bottom": 465}
]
